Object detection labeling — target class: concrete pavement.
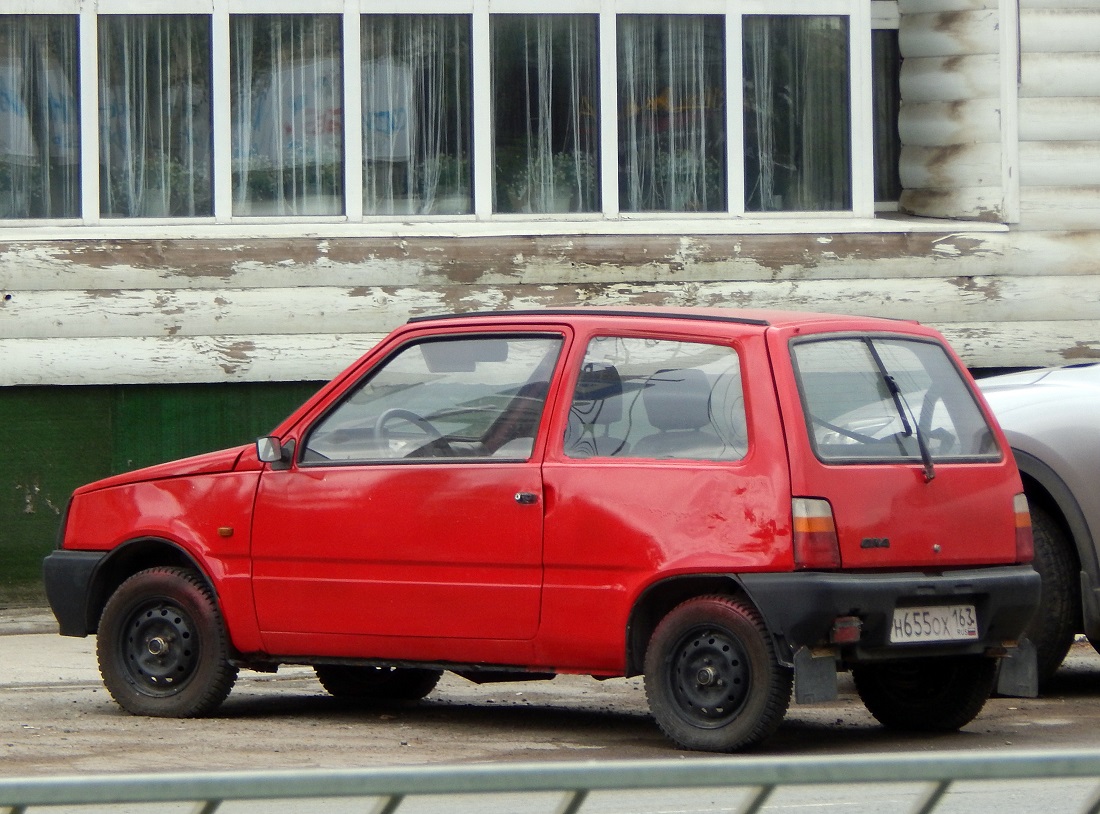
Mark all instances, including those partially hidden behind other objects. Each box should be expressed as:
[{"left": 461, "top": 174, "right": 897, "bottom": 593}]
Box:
[{"left": 0, "top": 607, "right": 58, "bottom": 636}]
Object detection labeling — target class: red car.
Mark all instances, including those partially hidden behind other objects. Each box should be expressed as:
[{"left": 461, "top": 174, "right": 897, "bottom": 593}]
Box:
[{"left": 44, "top": 308, "right": 1039, "bottom": 752}]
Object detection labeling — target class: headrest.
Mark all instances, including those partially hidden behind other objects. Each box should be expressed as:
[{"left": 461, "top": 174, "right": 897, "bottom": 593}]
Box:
[
  {"left": 642, "top": 368, "right": 712, "bottom": 431},
  {"left": 574, "top": 362, "right": 623, "bottom": 424}
]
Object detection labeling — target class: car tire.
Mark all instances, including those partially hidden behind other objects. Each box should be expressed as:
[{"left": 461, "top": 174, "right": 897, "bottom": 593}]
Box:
[
  {"left": 1024, "top": 504, "right": 1079, "bottom": 684},
  {"left": 314, "top": 665, "right": 443, "bottom": 701},
  {"left": 853, "top": 656, "right": 996, "bottom": 731},
  {"left": 97, "top": 566, "right": 238, "bottom": 717},
  {"left": 643, "top": 595, "right": 792, "bottom": 753}
]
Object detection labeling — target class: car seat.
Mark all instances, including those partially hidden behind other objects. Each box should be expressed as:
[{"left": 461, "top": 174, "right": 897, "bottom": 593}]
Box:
[{"left": 631, "top": 368, "right": 724, "bottom": 459}]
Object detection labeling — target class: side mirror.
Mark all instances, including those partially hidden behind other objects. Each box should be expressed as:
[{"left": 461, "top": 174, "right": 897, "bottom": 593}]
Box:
[{"left": 256, "top": 436, "right": 286, "bottom": 463}]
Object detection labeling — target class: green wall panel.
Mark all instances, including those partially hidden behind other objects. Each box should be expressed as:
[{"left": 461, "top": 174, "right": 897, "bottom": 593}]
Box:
[{"left": 1, "top": 381, "right": 322, "bottom": 603}]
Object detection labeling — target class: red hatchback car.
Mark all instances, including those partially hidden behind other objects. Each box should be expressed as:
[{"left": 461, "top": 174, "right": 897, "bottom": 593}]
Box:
[{"left": 44, "top": 308, "right": 1039, "bottom": 752}]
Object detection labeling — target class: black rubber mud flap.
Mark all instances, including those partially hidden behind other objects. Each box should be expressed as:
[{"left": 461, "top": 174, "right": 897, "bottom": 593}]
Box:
[
  {"left": 996, "top": 639, "right": 1039, "bottom": 698},
  {"left": 794, "top": 647, "right": 839, "bottom": 704}
]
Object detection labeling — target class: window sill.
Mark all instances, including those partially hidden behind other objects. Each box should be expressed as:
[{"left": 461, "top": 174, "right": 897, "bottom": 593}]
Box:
[{"left": 0, "top": 212, "right": 1009, "bottom": 241}]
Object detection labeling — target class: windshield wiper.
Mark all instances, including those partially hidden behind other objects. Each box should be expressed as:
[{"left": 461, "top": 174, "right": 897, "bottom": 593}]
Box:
[{"left": 865, "top": 341, "right": 936, "bottom": 482}]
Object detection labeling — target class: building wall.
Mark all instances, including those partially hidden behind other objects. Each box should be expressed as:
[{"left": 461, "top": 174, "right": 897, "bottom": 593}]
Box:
[{"left": 0, "top": 381, "right": 319, "bottom": 595}]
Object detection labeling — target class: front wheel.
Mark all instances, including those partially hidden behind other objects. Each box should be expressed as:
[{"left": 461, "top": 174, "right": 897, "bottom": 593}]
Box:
[
  {"left": 315, "top": 665, "right": 442, "bottom": 701},
  {"left": 853, "top": 656, "right": 996, "bottom": 731},
  {"left": 97, "top": 566, "right": 238, "bottom": 717},
  {"left": 643, "top": 595, "right": 792, "bottom": 752}
]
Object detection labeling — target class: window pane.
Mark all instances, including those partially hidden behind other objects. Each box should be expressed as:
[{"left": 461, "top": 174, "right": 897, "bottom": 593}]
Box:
[
  {"left": 99, "top": 16, "right": 212, "bottom": 218},
  {"left": 492, "top": 15, "right": 599, "bottom": 215},
  {"left": 0, "top": 16, "right": 79, "bottom": 219},
  {"left": 618, "top": 15, "right": 725, "bottom": 213},
  {"left": 565, "top": 337, "right": 746, "bottom": 461},
  {"left": 231, "top": 15, "right": 343, "bottom": 216},
  {"left": 873, "top": 29, "right": 902, "bottom": 204},
  {"left": 362, "top": 15, "right": 471, "bottom": 216},
  {"left": 304, "top": 336, "right": 563, "bottom": 463},
  {"left": 743, "top": 15, "right": 851, "bottom": 212}
]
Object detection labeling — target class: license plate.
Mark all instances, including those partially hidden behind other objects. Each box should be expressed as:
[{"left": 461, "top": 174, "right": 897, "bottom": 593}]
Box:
[{"left": 890, "top": 604, "right": 978, "bottom": 643}]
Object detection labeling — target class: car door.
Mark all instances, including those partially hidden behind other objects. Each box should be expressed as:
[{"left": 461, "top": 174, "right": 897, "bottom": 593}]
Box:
[
  {"left": 538, "top": 329, "right": 794, "bottom": 673},
  {"left": 250, "top": 332, "right": 565, "bottom": 655}
]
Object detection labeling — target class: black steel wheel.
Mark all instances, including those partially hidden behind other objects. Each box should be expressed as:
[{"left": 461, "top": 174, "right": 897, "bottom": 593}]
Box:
[
  {"left": 853, "top": 656, "right": 996, "bottom": 731},
  {"left": 97, "top": 567, "right": 237, "bottom": 717},
  {"left": 644, "top": 595, "right": 791, "bottom": 752},
  {"left": 315, "top": 665, "right": 443, "bottom": 702}
]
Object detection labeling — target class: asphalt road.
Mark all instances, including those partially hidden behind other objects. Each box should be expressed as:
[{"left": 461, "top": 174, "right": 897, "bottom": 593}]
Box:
[{"left": 5, "top": 606, "right": 1100, "bottom": 780}]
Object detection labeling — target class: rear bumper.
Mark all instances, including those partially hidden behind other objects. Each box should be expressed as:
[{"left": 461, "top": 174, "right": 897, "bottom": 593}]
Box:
[
  {"left": 42, "top": 549, "right": 107, "bottom": 637},
  {"left": 740, "top": 564, "right": 1040, "bottom": 663}
]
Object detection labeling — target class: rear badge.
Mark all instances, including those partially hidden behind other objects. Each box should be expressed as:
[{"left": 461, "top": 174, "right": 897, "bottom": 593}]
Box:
[{"left": 861, "top": 537, "right": 890, "bottom": 549}]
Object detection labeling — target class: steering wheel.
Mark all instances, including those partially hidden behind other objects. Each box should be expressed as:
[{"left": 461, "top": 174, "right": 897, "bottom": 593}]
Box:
[{"left": 374, "top": 408, "right": 443, "bottom": 446}]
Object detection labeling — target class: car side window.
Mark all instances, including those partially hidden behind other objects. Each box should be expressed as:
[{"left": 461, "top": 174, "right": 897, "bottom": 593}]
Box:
[
  {"left": 302, "top": 335, "right": 562, "bottom": 463},
  {"left": 792, "top": 336, "right": 999, "bottom": 463},
  {"left": 564, "top": 336, "right": 747, "bottom": 461}
]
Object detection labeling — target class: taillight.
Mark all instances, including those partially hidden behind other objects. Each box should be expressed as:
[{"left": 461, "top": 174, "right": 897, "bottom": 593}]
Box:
[
  {"left": 1014, "top": 493, "right": 1034, "bottom": 563},
  {"left": 793, "top": 497, "right": 841, "bottom": 569}
]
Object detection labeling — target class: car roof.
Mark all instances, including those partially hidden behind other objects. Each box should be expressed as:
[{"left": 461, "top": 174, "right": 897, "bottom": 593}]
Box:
[{"left": 407, "top": 307, "right": 918, "bottom": 332}]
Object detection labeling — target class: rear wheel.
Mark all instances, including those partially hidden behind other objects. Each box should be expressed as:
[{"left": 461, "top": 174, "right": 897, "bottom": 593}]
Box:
[
  {"left": 1025, "top": 504, "right": 1079, "bottom": 683},
  {"left": 643, "top": 595, "right": 792, "bottom": 752},
  {"left": 314, "top": 665, "right": 442, "bottom": 701},
  {"left": 97, "top": 567, "right": 237, "bottom": 717},
  {"left": 853, "top": 656, "right": 996, "bottom": 731}
]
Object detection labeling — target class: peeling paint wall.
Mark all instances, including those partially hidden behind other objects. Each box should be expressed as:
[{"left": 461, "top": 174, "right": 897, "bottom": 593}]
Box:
[{"left": 2, "top": 229, "right": 1099, "bottom": 386}]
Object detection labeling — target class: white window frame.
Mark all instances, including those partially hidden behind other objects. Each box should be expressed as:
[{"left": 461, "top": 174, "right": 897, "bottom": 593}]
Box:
[{"left": 0, "top": 0, "right": 1010, "bottom": 238}]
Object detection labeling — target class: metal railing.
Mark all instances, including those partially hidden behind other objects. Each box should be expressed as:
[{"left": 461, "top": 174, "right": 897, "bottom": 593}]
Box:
[{"left": 5, "top": 750, "right": 1100, "bottom": 814}]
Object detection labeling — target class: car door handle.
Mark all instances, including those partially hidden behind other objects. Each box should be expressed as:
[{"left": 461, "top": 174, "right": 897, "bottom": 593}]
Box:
[{"left": 514, "top": 492, "right": 539, "bottom": 505}]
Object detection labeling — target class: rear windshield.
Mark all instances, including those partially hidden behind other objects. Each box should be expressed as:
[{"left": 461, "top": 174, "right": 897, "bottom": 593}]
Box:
[{"left": 791, "top": 336, "right": 1000, "bottom": 464}]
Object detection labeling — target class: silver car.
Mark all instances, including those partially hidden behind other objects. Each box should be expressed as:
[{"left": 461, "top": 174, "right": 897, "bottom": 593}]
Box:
[{"left": 979, "top": 363, "right": 1100, "bottom": 683}]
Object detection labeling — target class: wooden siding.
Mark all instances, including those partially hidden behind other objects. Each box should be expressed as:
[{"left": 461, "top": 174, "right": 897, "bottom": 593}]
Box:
[
  {"left": 3, "top": 230, "right": 1100, "bottom": 386},
  {"left": 897, "top": 4, "right": 1007, "bottom": 221},
  {"left": 1017, "top": 5, "right": 1100, "bottom": 230}
]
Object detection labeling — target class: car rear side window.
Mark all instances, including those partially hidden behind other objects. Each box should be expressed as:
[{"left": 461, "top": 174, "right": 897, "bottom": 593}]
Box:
[
  {"left": 792, "top": 336, "right": 999, "bottom": 464},
  {"left": 564, "top": 336, "right": 747, "bottom": 460}
]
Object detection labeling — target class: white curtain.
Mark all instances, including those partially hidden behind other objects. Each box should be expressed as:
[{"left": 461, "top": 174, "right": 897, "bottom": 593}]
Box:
[
  {"left": 99, "top": 16, "right": 212, "bottom": 218},
  {"left": 0, "top": 16, "right": 79, "bottom": 219},
  {"left": 492, "top": 15, "right": 599, "bottom": 214},
  {"left": 618, "top": 15, "right": 725, "bottom": 213},
  {"left": 362, "top": 15, "right": 471, "bottom": 215},
  {"left": 743, "top": 15, "right": 851, "bottom": 212},
  {"left": 232, "top": 15, "right": 344, "bottom": 216}
]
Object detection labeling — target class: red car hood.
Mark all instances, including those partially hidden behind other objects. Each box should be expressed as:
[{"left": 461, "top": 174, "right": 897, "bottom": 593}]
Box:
[{"left": 73, "top": 445, "right": 252, "bottom": 495}]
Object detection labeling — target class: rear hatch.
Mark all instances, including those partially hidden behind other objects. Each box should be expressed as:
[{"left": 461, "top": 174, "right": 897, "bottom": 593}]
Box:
[{"left": 773, "top": 328, "right": 1022, "bottom": 569}]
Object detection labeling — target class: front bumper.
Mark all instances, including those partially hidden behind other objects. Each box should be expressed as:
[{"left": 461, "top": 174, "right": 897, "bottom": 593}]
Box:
[
  {"left": 42, "top": 549, "right": 108, "bottom": 637},
  {"left": 740, "top": 564, "right": 1040, "bottom": 663}
]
